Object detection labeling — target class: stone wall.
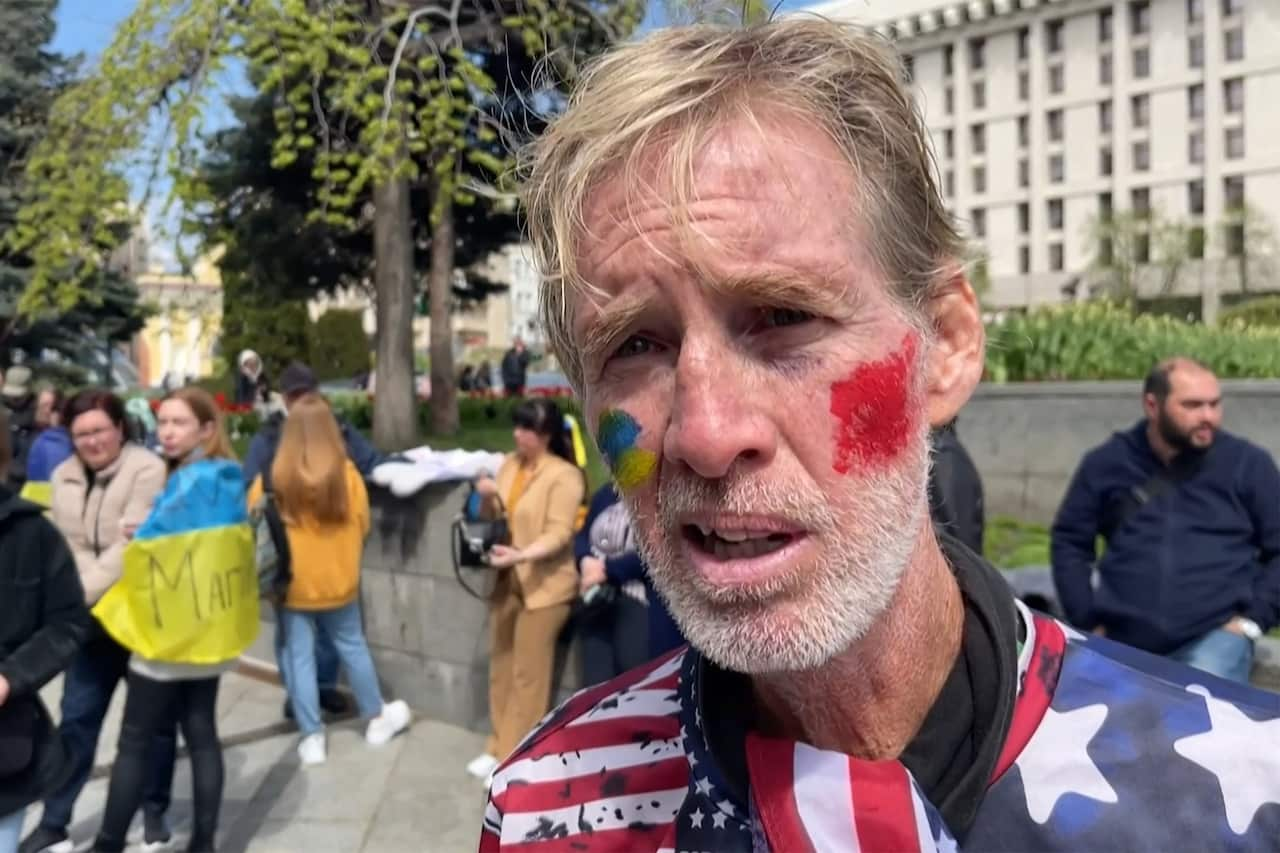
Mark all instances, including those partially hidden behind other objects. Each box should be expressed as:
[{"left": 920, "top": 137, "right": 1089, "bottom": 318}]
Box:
[{"left": 961, "top": 380, "right": 1280, "bottom": 524}]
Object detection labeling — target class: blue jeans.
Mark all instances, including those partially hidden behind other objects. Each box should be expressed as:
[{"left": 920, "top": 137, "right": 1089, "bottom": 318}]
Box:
[
  {"left": 0, "top": 808, "right": 24, "bottom": 853},
  {"left": 1169, "top": 627, "right": 1255, "bottom": 684},
  {"left": 39, "top": 623, "right": 175, "bottom": 832},
  {"left": 273, "top": 613, "right": 340, "bottom": 690},
  {"left": 279, "top": 603, "right": 384, "bottom": 736}
]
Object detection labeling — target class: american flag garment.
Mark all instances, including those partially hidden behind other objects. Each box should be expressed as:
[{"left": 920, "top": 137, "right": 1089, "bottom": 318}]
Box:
[{"left": 480, "top": 604, "right": 1280, "bottom": 851}]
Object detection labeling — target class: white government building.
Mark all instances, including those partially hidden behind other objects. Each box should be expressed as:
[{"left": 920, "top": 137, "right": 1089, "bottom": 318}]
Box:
[{"left": 807, "top": 0, "right": 1280, "bottom": 314}]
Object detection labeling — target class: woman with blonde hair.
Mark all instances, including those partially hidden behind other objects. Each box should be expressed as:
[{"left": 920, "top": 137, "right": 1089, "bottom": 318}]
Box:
[
  {"left": 248, "top": 393, "right": 409, "bottom": 766},
  {"left": 93, "top": 388, "right": 252, "bottom": 853}
]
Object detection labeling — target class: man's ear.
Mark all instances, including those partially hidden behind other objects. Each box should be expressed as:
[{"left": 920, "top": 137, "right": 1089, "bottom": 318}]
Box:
[{"left": 923, "top": 272, "right": 984, "bottom": 429}]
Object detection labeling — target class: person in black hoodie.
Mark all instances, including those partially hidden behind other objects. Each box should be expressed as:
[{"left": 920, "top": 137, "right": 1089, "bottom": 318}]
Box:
[
  {"left": 1052, "top": 356, "right": 1280, "bottom": 683},
  {"left": 928, "top": 420, "right": 985, "bottom": 555},
  {"left": 0, "top": 408, "right": 91, "bottom": 851}
]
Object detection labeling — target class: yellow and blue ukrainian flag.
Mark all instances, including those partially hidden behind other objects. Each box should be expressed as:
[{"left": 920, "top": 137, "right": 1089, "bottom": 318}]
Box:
[{"left": 93, "top": 458, "right": 259, "bottom": 664}]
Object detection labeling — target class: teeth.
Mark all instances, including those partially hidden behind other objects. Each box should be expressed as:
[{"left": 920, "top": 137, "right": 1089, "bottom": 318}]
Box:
[
  {"left": 716, "top": 529, "right": 751, "bottom": 543},
  {"left": 696, "top": 523, "right": 713, "bottom": 538},
  {"left": 709, "top": 536, "right": 789, "bottom": 561}
]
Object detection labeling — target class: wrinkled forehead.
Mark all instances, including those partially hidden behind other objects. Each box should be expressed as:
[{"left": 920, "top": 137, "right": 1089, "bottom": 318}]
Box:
[{"left": 568, "top": 114, "right": 865, "bottom": 334}]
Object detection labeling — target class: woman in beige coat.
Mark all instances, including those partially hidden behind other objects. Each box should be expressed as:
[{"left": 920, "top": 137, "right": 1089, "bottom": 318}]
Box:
[
  {"left": 466, "top": 399, "right": 586, "bottom": 780},
  {"left": 18, "top": 390, "right": 172, "bottom": 853}
]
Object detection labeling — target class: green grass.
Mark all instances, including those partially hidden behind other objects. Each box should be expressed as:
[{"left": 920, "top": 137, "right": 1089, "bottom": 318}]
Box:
[{"left": 985, "top": 515, "right": 1051, "bottom": 569}]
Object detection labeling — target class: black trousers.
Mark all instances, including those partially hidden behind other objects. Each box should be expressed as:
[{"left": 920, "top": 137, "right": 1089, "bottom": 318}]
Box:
[
  {"left": 579, "top": 594, "right": 650, "bottom": 687},
  {"left": 94, "top": 673, "right": 223, "bottom": 852}
]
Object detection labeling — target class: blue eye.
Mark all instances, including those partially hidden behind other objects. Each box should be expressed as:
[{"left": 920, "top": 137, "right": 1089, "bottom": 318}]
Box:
[
  {"left": 762, "top": 308, "right": 814, "bottom": 328},
  {"left": 614, "top": 336, "right": 655, "bottom": 359}
]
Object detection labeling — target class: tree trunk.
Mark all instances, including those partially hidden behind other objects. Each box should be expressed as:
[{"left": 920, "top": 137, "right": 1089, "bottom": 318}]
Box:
[
  {"left": 428, "top": 189, "right": 459, "bottom": 436},
  {"left": 371, "top": 174, "right": 418, "bottom": 451}
]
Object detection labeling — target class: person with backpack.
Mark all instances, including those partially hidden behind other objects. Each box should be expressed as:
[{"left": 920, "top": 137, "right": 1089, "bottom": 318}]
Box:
[
  {"left": 465, "top": 399, "right": 586, "bottom": 781},
  {"left": 19, "top": 391, "right": 173, "bottom": 853},
  {"left": 247, "top": 393, "right": 410, "bottom": 765},
  {"left": 0, "top": 407, "right": 91, "bottom": 853},
  {"left": 91, "top": 388, "right": 258, "bottom": 853},
  {"left": 243, "top": 362, "right": 382, "bottom": 719}
]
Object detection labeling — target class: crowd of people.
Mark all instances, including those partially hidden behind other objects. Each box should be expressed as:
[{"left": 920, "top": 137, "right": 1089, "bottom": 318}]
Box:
[{"left": 0, "top": 360, "right": 410, "bottom": 853}]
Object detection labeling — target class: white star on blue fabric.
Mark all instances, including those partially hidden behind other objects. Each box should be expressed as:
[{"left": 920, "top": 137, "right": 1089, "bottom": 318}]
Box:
[
  {"left": 711, "top": 810, "right": 728, "bottom": 829},
  {"left": 1174, "top": 684, "right": 1280, "bottom": 834},
  {"left": 1014, "top": 702, "right": 1117, "bottom": 823},
  {"left": 695, "top": 776, "right": 714, "bottom": 796},
  {"left": 689, "top": 807, "right": 705, "bottom": 829}
]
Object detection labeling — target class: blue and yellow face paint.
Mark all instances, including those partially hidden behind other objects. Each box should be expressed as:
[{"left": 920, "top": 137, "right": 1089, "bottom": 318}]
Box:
[{"left": 596, "top": 409, "right": 657, "bottom": 491}]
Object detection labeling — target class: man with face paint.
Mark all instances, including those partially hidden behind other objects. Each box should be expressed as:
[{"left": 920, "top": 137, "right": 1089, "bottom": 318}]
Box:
[
  {"left": 1053, "top": 358, "right": 1280, "bottom": 685},
  {"left": 479, "top": 20, "right": 1280, "bottom": 853}
]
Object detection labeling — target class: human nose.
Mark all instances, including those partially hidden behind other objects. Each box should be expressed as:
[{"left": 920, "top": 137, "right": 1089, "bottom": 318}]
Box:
[{"left": 662, "top": 337, "right": 777, "bottom": 480}]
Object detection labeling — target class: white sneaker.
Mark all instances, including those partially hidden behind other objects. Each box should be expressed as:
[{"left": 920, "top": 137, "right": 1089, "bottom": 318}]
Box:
[
  {"left": 365, "top": 699, "right": 411, "bottom": 746},
  {"left": 466, "top": 752, "right": 500, "bottom": 780},
  {"left": 298, "top": 732, "right": 327, "bottom": 765}
]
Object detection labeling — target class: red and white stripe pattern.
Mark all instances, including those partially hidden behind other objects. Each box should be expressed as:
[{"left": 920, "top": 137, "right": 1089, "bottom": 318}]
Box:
[
  {"left": 745, "top": 736, "right": 957, "bottom": 852},
  {"left": 481, "top": 651, "right": 689, "bottom": 852}
]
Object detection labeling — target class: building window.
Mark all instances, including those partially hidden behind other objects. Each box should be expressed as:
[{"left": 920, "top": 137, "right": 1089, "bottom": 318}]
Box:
[
  {"left": 1189, "top": 226, "right": 1206, "bottom": 259},
  {"left": 943, "top": 128, "right": 954, "bottom": 159},
  {"left": 1187, "top": 0, "right": 1204, "bottom": 23},
  {"left": 969, "top": 37, "right": 986, "bottom": 71},
  {"left": 1018, "top": 115, "right": 1029, "bottom": 148},
  {"left": 971, "top": 208, "right": 986, "bottom": 238},
  {"left": 944, "top": 169, "right": 955, "bottom": 197},
  {"left": 1049, "top": 154, "right": 1065, "bottom": 183},
  {"left": 1131, "top": 94, "right": 1149, "bottom": 128},
  {"left": 1018, "top": 158, "right": 1030, "bottom": 188},
  {"left": 1225, "top": 29, "right": 1245, "bottom": 62},
  {"left": 1100, "top": 192, "right": 1113, "bottom": 219},
  {"left": 1018, "top": 202, "right": 1030, "bottom": 234},
  {"left": 1046, "top": 19, "right": 1064, "bottom": 54},
  {"left": 1225, "top": 175, "right": 1245, "bottom": 209},
  {"left": 972, "top": 80, "right": 986, "bottom": 110},
  {"left": 1099, "top": 8, "right": 1114, "bottom": 42},
  {"left": 1048, "top": 109, "right": 1064, "bottom": 142},
  {"left": 1189, "top": 85, "right": 1205, "bottom": 120},
  {"left": 1189, "top": 34, "right": 1205, "bottom": 68},
  {"left": 1130, "top": 1, "right": 1150, "bottom": 36},
  {"left": 1224, "top": 77, "right": 1244, "bottom": 114},
  {"left": 902, "top": 55, "right": 916, "bottom": 83},
  {"left": 1132, "top": 46, "right": 1150, "bottom": 79},
  {"left": 1101, "top": 146, "right": 1113, "bottom": 176},
  {"left": 1050, "top": 243, "right": 1065, "bottom": 272},
  {"left": 945, "top": 85, "right": 955, "bottom": 114},
  {"left": 943, "top": 44, "right": 954, "bottom": 77},
  {"left": 1189, "top": 180, "right": 1205, "bottom": 215},
  {"left": 1049, "top": 63, "right": 1065, "bottom": 94},
  {"left": 1018, "top": 70, "right": 1030, "bottom": 101},
  {"left": 1226, "top": 224, "right": 1245, "bottom": 257},
  {"left": 973, "top": 166, "right": 986, "bottom": 194},
  {"left": 1226, "top": 126, "right": 1245, "bottom": 159},
  {"left": 970, "top": 124, "right": 986, "bottom": 155},
  {"left": 1189, "top": 131, "right": 1205, "bottom": 164},
  {"left": 1222, "top": 0, "right": 1243, "bottom": 17},
  {"left": 1133, "top": 187, "right": 1151, "bottom": 216},
  {"left": 1048, "top": 198, "right": 1064, "bottom": 230},
  {"left": 1100, "top": 53, "right": 1113, "bottom": 85},
  {"left": 1019, "top": 246, "right": 1031, "bottom": 274},
  {"left": 1133, "top": 140, "right": 1150, "bottom": 171},
  {"left": 1100, "top": 100, "right": 1113, "bottom": 133},
  {"left": 1136, "top": 233, "right": 1151, "bottom": 264},
  {"left": 1017, "top": 27, "right": 1030, "bottom": 61}
]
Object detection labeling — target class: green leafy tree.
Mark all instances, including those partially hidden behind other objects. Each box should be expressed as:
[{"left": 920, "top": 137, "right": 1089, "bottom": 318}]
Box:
[
  {"left": 9, "top": 0, "right": 638, "bottom": 449},
  {"left": 308, "top": 309, "right": 370, "bottom": 381},
  {"left": 1086, "top": 208, "right": 1194, "bottom": 301}
]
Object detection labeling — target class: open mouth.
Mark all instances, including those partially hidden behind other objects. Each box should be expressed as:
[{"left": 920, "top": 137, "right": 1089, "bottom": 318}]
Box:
[{"left": 682, "top": 524, "right": 797, "bottom": 561}]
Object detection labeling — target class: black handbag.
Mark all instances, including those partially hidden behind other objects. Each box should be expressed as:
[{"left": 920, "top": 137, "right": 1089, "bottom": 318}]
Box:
[
  {"left": 452, "top": 487, "right": 511, "bottom": 599},
  {"left": 0, "top": 696, "right": 38, "bottom": 779}
]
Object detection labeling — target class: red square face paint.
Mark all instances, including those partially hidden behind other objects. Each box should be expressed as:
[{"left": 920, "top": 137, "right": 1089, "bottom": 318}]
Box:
[{"left": 829, "top": 334, "right": 919, "bottom": 474}]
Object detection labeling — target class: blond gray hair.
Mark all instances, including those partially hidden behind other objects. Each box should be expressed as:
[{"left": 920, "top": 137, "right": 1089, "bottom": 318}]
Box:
[{"left": 523, "top": 17, "right": 963, "bottom": 389}]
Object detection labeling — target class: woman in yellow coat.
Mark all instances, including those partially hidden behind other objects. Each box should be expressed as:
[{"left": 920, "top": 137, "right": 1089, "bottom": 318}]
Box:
[
  {"left": 247, "top": 394, "right": 410, "bottom": 766},
  {"left": 466, "top": 399, "right": 586, "bottom": 780}
]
